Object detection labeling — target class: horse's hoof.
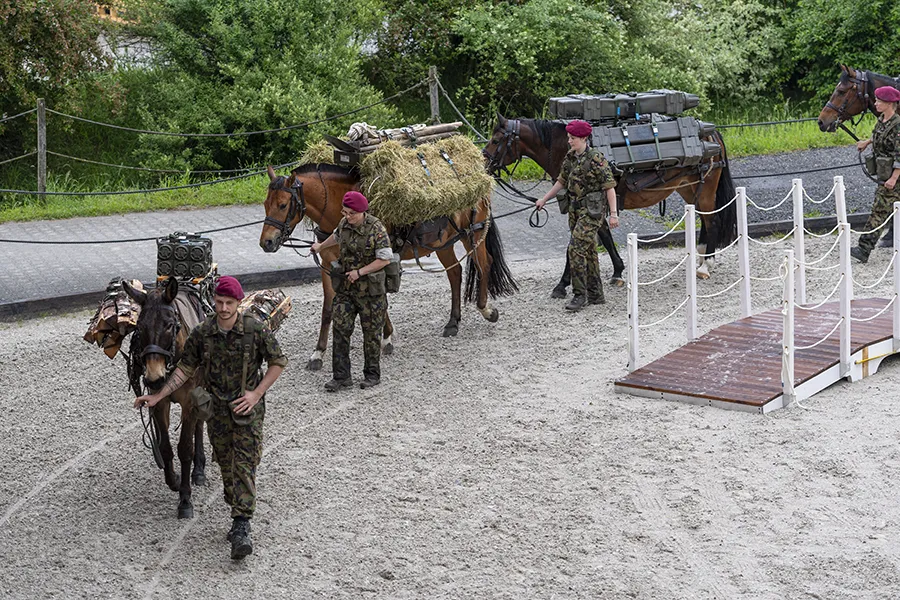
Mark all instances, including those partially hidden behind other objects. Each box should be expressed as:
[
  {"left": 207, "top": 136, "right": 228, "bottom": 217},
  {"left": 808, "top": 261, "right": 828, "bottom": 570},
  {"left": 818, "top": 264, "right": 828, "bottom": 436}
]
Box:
[
  {"left": 487, "top": 308, "right": 499, "bottom": 323},
  {"left": 550, "top": 286, "right": 567, "bottom": 299},
  {"left": 192, "top": 472, "right": 207, "bottom": 487},
  {"left": 696, "top": 271, "right": 710, "bottom": 280},
  {"left": 306, "top": 358, "right": 323, "bottom": 371},
  {"left": 382, "top": 342, "right": 394, "bottom": 355},
  {"left": 610, "top": 278, "right": 625, "bottom": 288},
  {"left": 178, "top": 504, "right": 194, "bottom": 519},
  {"left": 442, "top": 325, "right": 459, "bottom": 337}
]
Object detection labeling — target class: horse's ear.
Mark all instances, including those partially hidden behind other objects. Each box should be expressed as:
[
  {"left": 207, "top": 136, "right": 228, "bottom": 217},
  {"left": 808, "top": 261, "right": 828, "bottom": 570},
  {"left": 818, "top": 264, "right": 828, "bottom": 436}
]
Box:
[
  {"left": 163, "top": 276, "right": 179, "bottom": 304},
  {"left": 497, "top": 112, "right": 507, "bottom": 126},
  {"left": 122, "top": 279, "right": 147, "bottom": 306},
  {"left": 267, "top": 165, "right": 276, "bottom": 181}
]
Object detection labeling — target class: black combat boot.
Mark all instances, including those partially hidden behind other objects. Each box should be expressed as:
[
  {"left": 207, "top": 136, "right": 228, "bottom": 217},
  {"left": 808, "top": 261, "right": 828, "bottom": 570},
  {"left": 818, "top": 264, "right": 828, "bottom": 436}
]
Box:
[
  {"left": 359, "top": 377, "right": 381, "bottom": 389},
  {"left": 324, "top": 378, "right": 353, "bottom": 392},
  {"left": 230, "top": 518, "right": 252, "bottom": 560},
  {"left": 850, "top": 246, "right": 869, "bottom": 264},
  {"left": 565, "top": 295, "right": 587, "bottom": 311},
  {"left": 226, "top": 517, "right": 252, "bottom": 541}
]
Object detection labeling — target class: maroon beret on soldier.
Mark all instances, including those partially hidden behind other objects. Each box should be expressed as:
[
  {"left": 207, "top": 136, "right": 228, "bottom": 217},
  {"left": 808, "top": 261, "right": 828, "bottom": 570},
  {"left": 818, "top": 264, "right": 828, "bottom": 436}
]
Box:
[
  {"left": 565, "top": 119, "right": 592, "bottom": 138},
  {"left": 875, "top": 86, "right": 900, "bottom": 103},
  {"left": 214, "top": 275, "right": 245, "bottom": 301},
  {"left": 342, "top": 190, "right": 369, "bottom": 212}
]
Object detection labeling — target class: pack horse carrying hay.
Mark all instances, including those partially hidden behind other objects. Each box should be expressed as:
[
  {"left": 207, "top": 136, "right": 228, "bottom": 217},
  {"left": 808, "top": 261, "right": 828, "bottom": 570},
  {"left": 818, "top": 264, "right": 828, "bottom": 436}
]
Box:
[
  {"left": 84, "top": 233, "right": 291, "bottom": 519},
  {"left": 259, "top": 122, "right": 517, "bottom": 370},
  {"left": 484, "top": 89, "right": 738, "bottom": 292}
]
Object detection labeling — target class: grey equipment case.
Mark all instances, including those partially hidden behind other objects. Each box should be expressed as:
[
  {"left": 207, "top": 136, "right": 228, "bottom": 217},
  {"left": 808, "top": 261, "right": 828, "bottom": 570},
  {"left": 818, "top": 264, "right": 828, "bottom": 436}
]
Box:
[
  {"left": 589, "top": 117, "right": 721, "bottom": 171},
  {"left": 549, "top": 90, "right": 700, "bottom": 121},
  {"left": 156, "top": 231, "right": 213, "bottom": 280}
]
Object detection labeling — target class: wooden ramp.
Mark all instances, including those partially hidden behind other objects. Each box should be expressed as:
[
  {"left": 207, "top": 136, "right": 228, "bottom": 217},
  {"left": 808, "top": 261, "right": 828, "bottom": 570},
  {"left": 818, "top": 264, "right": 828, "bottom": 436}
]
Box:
[{"left": 615, "top": 298, "right": 897, "bottom": 413}]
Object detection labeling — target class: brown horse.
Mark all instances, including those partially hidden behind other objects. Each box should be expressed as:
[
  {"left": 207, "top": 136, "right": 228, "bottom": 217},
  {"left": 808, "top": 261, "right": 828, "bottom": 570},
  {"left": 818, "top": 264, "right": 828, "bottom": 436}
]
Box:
[
  {"left": 818, "top": 64, "right": 900, "bottom": 132},
  {"left": 483, "top": 115, "right": 738, "bottom": 291},
  {"left": 259, "top": 163, "right": 517, "bottom": 370},
  {"left": 123, "top": 277, "right": 207, "bottom": 519}
]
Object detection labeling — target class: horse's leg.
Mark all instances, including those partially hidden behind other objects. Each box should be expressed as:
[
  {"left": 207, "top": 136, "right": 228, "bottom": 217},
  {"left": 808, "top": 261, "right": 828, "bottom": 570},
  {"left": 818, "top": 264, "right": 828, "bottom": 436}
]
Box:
[
  {"left": 308, "top": 269, "right": 336, "bottom": 371},
  {"left": 436, "top": 247, "right": 463, "bottom": 337},
  {"left": 174, "top": 392, "right": 194, "bottom": 519},
  {"left": 552, "top": 257, "right": 571, "bottom": 298},
  {"left": 152, "top": 401, "right": 179, "bottom": 492},
  {"left": 598, "top": 224, "right": 625, "bottom": 286},
  {"left": 191, "top": 413, "right": 207, "bottom": 486},
  {"left": 697, "top": 214, "right": 719, "bottom": 281},
  {"left": 470, "top": 233, "right": 500, "bottom": 323},
  {"left": 381, "top": 297, "right": 394, "bottom": 355}
]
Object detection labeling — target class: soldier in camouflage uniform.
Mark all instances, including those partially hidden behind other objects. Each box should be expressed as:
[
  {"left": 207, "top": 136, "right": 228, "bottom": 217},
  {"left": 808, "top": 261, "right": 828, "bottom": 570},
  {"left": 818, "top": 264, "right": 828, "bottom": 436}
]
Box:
[
  {"left": 312, "top": 191, "right": 392, "bottom": 390},
  {"left": 536, "top": 120, "right": 619, "bottom": 310},
  {"left": 134, "top": 276, "right": 287, "bottom": 560},
  {"left": 852, "top": 86, "right": 900, "bottom": 263}
]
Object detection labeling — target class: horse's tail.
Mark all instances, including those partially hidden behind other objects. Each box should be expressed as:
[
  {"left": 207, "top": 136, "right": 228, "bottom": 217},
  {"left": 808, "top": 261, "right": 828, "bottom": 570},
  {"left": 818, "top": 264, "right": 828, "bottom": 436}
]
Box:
[
  {"left": 464, "top": 216, "right": 519, "bottom": 303},
  {"left": 710, "top": 130, "right": 738, "bottom": 250}
]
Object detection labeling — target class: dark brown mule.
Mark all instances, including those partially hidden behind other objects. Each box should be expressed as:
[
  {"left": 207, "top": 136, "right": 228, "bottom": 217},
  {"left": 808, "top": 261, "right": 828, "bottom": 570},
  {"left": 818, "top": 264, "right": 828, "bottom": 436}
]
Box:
[
  {"left": 483, "top": 115, "right": 738, "bottom": 290},
  {"left": 123, "top": 277, "right": 207, "bottom": 519},
  {"left": 259, "top": 164, "right": 517, "bottom": 370},
  {"left": 817, "top": 65, "right": 900, "bottom": 133}
]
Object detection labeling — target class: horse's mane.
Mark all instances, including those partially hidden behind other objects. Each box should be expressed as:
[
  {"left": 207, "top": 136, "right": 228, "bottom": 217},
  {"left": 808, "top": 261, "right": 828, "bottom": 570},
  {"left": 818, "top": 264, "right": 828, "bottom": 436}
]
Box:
[
  {"left": 523, "top": 118, "right": 565, "bottom": 151},
  {"left": 290, "top": 163, "right": 354, "bottom": 177}
]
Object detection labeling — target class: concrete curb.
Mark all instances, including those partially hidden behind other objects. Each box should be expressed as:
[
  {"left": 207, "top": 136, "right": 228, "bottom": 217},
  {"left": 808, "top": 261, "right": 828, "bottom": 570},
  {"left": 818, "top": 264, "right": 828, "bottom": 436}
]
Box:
[{"left": 0, "top": 266, "right": 321, "bottom": 322}]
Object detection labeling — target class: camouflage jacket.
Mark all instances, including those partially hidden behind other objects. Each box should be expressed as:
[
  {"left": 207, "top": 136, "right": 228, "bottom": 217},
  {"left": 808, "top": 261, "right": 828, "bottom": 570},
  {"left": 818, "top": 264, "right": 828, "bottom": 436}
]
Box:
[
  {"left": 177, "top": 314, "right": 288, "bottom": 402},
  {"left": 335, "top": 214, "right": 392, "bottom": 291},
  {"left": 873, "top": 113, "right": 900, "bottom": 169},
  {"left": 558, "top": 147, "right": 617, "bottom": 200}
]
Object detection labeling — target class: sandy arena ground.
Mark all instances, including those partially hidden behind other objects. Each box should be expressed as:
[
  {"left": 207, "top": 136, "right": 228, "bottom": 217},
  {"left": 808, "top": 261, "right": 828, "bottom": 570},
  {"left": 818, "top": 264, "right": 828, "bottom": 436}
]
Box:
[{"left": 1, "top": 235, "right": 899, "bottom": 599}]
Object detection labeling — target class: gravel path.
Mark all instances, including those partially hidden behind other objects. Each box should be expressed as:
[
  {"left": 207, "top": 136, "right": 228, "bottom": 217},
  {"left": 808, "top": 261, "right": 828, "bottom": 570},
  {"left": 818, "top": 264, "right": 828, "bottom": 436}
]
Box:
[{"left": 2, "top": 230, "right": 899, "bottom": 599}]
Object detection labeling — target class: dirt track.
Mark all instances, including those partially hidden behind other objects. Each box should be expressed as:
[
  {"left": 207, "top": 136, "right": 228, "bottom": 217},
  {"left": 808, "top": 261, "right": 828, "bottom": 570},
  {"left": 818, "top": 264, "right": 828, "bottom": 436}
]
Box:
[{"left": 2, "top": 236, "right": 900, "bottom": 599}]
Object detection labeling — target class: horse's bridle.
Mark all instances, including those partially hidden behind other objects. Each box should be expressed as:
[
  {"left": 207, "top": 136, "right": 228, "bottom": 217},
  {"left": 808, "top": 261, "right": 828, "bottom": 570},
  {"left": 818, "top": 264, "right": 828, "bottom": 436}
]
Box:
[
  {"left": 263, "top": 175, "right": 306, "bottom": 249},
  {"left": 825, "top": 69, "right": 872, "bottom": 128},
  {"left": 137, "top": 302, "right": 182, "bottom": 389},
  {"left": 483, "top": 119, "right": 522, "bottom": 176}
]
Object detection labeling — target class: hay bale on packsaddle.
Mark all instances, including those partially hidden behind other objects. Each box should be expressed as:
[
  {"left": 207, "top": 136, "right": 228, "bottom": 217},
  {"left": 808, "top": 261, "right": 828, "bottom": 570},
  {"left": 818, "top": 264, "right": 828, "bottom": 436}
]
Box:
[{"left": 298, "top": 134, "right": 493, "bottom": 226}]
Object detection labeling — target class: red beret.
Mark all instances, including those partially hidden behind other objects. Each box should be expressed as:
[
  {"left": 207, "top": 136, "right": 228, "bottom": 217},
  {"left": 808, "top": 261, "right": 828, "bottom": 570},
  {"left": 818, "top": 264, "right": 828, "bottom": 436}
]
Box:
[
  {"left": 565, "top": 120, "right": 592, "bottom": 138},
  {"left": 875, "top": 86, "right": 900, "bottom": 102},
  {"left": 342, "top": 190, "right": 368, "bottom": 212},
  {"left": 214, "top": 276, "right": 244, "bottom": 301}
]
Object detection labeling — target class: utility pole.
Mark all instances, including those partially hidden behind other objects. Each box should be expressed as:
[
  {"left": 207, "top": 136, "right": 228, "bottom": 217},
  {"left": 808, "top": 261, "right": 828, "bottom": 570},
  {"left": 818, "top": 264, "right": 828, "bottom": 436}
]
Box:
[
  {"left": 428, "top": 66, "right": 441, "bottom": 125},
  {"left": 37, "top": 98, "right": 46, "bottom": 194}
]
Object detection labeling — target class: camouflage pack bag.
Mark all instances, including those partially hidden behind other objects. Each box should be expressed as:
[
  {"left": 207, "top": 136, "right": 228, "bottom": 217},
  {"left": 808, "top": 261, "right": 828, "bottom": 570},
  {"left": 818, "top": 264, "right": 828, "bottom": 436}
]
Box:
[
  {"left": 584, "top": 191, "right": 607, "bottom": 220},
  {"left": 231, "top": 315, "right": 259, "bottom": 427},
  {"left": 190, "top": 386, "right": 214, "bottom": 422},
  {"left": 556, "top": 189, "right": 570, "bottom": 214}
]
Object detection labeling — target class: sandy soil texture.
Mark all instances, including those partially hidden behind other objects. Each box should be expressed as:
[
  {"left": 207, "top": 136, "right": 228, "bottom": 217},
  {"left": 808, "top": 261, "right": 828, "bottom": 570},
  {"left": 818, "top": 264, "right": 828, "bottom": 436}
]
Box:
[{"left": 1, "top": 234, "right": 899, "bottom": 600}]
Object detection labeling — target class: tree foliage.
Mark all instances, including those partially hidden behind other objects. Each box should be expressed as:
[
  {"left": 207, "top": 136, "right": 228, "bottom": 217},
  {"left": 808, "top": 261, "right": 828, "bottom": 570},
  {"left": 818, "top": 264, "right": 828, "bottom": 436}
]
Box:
[
  {"left": 104, "top": 0, "right": 396, "bottom": 170},
  {"left": 0, "top": 0, "right": 108, "bottom": 156}
]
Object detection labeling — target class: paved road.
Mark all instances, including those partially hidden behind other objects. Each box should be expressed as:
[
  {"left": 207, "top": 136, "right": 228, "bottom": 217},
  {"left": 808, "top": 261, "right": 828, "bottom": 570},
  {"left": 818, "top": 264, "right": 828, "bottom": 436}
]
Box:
[{"left": 0, "top": 145, "right": 878, "bottom": 319}]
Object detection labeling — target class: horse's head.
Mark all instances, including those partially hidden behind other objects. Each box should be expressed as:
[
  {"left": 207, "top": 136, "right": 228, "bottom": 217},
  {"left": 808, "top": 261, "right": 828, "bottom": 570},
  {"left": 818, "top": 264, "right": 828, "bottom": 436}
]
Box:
[
  {"left": 482, "top": 114, "right": 525, "bottom": 175},
  {"left": 124, "top": 277, "right": 183, "bottom": 392},
  {"left": 260, "top": 165, "right": 305, "bottom": 253},
  {"left": 819, "top": 65, "right": 871, "bottom": 132}
]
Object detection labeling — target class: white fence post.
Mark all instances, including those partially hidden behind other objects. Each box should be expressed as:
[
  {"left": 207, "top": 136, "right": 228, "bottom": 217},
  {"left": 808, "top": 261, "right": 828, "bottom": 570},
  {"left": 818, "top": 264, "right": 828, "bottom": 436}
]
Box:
[
  {"left": 627, "top": 233, "right": 640, "bottom": 372},
  {"left": 834, "top": 175, "right": 847, "bottom": 224},
  {"left": 685, "top": 204, "right": 698, "bottom": 340},
  {"left": 782, "top": 249, "right": 795, "bottom": 406},
  {"left": 736, "top": 186, "right": 752, "bottom": 318},
  {"left": 894, "top": 203, "right": 899, "bottom": 353},
  {"left": 839, "top": 222, "right": 852, "bottom": 378},
  {"left": 792, "top": 178, "right": 807, "bottom": 305}
]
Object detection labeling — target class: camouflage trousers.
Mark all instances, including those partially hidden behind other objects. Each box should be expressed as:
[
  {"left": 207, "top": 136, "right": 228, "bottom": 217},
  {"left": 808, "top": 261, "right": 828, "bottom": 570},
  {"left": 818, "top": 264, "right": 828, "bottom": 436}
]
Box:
[
  {"left": 332, "top": 292, "right": 387, "bottom": 381},
  {"left": 859, "top": 185, "right": 900, "bottom": 255},
  {"left": 207, "top": 402, "right": 264, "bottom": 519},
  {"left": 568, "top": 208, "right": 605, "bottom": 301}
]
